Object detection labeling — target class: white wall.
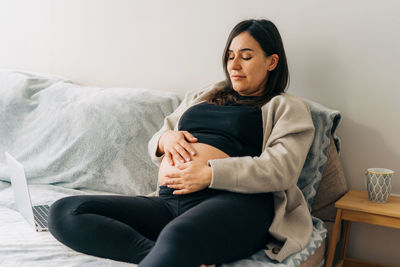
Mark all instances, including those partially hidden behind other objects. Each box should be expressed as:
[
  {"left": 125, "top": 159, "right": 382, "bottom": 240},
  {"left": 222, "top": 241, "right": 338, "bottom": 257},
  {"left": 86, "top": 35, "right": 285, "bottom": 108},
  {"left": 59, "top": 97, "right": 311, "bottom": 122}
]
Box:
[{"left": 1, "top": 0, "right": 400, "bottom": 265}]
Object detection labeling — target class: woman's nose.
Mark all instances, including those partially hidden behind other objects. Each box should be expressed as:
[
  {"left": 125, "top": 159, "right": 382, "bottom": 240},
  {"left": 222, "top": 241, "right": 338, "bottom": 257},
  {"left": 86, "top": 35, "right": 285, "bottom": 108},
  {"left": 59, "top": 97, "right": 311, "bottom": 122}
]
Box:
[{"left": 230, "top": 58, "right": 242, "bottom": 70}]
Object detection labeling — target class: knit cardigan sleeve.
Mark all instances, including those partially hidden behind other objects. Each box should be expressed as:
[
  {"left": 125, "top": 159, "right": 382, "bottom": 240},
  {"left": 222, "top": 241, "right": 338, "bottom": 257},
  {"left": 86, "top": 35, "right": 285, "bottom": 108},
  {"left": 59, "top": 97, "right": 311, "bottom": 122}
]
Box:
[{"left": 208, "top": 94, "right": 315, "bottom": 193}]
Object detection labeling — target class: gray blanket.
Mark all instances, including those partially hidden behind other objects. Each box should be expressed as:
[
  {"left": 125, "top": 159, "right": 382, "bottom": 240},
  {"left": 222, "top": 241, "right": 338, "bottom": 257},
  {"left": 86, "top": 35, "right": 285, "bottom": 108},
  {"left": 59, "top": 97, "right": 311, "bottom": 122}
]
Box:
[
  {"left": 297, "top": 99, "right": 341, "bottom": 211},
  {"left": 299, "top": 98, "right": 341, "bottom": 210},
  {"left": 0, "top": 69, "right": 180, "bottom": 196}
]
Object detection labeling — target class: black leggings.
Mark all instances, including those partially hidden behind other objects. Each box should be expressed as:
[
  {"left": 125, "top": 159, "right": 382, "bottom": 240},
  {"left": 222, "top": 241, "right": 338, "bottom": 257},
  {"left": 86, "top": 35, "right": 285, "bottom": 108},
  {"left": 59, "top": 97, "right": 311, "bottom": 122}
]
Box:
[{"left": 48, "top": 186, "right": 274, "bottom": 267}]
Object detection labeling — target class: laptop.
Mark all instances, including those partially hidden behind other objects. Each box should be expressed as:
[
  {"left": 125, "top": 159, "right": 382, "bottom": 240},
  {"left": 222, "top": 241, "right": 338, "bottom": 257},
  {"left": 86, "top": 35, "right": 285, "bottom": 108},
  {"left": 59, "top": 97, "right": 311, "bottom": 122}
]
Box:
[{"left": 5, "top": 152, "right": 50, "bottom": 232}]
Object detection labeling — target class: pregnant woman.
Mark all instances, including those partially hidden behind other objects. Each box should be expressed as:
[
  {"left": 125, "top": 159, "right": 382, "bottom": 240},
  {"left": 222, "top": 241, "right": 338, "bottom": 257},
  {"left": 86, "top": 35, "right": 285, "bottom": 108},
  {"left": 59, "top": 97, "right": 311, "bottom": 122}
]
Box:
[{"left": 48, "top": 19, "right": 315, "bottom": 267}]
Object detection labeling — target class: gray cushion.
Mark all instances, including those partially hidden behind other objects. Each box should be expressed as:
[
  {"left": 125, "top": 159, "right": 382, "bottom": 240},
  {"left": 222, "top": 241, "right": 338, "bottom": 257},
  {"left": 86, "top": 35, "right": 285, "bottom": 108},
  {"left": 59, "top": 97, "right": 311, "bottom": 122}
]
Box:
[{"left": 312, "top": 136, "right": 348, "bottom": 222}]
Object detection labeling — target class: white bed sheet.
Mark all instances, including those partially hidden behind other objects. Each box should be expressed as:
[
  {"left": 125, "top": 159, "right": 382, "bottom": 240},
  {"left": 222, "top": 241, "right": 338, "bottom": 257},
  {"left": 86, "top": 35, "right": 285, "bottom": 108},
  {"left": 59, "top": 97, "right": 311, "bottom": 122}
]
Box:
[{"left": 0, "top": 182, "right": 135, "bottom": 267}]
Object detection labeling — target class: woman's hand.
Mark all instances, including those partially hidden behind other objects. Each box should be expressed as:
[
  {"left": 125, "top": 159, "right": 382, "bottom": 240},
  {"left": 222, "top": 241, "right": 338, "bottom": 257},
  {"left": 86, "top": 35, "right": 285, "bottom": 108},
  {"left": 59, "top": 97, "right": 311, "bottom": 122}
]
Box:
[
  {"left": 161, "top": 160, "right": 212, "bottom": 195},
  {"left": 158, "top": 130, "right": 198, "bottom": 166}
]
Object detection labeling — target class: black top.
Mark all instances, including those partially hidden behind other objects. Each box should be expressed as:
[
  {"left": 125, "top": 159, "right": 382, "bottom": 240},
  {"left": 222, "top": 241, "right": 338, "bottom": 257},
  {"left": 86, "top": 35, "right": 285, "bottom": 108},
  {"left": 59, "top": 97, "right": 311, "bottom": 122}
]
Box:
[{"left": 178, "top": 94, "right": 263, "bottom": 157}]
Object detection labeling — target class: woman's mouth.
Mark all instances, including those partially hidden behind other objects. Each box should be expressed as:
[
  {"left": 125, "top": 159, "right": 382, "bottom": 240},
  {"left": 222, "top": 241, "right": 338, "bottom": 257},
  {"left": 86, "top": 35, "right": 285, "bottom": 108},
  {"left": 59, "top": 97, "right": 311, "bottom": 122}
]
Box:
[{"left": 231, "top": 75, "right": 246, "bottom": 81}]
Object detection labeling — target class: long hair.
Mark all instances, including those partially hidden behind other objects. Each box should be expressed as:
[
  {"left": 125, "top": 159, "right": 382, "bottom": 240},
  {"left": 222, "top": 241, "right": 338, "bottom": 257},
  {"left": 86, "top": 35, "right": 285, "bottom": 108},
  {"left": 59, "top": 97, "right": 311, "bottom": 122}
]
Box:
[{"left": 206, "top": 19, "right": 289, "bottom": 107}]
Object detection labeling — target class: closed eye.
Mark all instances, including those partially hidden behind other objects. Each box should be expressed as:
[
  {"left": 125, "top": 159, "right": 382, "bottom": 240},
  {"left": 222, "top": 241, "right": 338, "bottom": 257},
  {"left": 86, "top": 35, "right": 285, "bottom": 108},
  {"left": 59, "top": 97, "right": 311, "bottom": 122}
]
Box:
[
  {"left": 228, "top": 48, "right": 254, "bottom": 61},
  {"left": 228, "top": 56, "right": 252, "bottom": 61},
  {"left": 228, "top": 56, "right": 251, "bottom": 60}
]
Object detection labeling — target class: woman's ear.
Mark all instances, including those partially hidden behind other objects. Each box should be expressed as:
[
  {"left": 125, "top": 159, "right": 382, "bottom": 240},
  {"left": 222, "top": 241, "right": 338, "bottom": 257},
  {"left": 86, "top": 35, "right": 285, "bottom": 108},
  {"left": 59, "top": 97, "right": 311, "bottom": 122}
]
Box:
[{"left": 267, "top": 54, "right": 279, "bottom": 71}]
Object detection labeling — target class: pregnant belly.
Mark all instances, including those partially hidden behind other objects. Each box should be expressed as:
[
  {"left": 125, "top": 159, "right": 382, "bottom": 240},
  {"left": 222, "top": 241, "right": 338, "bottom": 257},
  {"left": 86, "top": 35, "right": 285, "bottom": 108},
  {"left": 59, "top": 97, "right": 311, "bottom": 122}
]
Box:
[{"left": 158, "top": 143, "right": 230, "bottom": 185}]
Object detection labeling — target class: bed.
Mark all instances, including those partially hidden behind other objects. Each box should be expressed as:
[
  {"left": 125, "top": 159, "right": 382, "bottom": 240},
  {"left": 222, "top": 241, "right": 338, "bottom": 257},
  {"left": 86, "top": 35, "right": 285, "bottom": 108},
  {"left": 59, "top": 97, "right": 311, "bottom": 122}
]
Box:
[{"left": 0, "top": 69, "right": 347, "bottom": 267}]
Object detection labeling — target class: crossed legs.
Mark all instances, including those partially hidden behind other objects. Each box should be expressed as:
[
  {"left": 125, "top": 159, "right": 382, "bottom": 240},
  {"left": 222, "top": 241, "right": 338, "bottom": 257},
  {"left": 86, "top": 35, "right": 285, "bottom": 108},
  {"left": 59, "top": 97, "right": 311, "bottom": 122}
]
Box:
[{"left": 48, "top": 189, "right": 274, "bottom": 267}]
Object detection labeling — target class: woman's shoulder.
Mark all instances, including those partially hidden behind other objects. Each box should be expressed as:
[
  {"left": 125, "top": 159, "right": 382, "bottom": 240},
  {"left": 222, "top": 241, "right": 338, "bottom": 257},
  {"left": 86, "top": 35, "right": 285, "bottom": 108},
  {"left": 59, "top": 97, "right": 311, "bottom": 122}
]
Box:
[
  {"left": 182, "top": 81, "right": 227, "bottom": 103},
  {"left": 263, "top": 92, "right": 311, "bottom": 116},
  {"left": 269, "top": 92, "right": 307, "bottom": 105}
]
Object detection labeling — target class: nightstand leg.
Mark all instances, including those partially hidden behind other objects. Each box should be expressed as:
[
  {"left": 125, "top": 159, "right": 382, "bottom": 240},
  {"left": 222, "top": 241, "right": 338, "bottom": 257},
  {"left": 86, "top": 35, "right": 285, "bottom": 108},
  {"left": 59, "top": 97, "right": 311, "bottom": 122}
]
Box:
[
  {"left": 326, "top": 209, "right": 342, "bottom": 267},
  {"left": 340, "top": 221, "right": 351, "bottom": 260}
]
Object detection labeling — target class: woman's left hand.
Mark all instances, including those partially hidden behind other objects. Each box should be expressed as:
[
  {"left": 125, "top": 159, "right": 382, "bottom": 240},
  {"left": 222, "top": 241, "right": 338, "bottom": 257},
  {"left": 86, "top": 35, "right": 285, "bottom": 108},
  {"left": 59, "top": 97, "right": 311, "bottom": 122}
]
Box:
[{"left": 161, "top": 160, "right": 212, "bottom": 195}]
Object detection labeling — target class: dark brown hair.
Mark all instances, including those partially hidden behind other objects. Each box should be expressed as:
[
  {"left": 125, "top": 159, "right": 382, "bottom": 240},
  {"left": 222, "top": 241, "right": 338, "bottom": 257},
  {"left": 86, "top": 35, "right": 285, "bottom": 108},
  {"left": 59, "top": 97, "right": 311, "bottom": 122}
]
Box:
[{"left": 206, "top": 19, "right": 289, "bottom": 107}]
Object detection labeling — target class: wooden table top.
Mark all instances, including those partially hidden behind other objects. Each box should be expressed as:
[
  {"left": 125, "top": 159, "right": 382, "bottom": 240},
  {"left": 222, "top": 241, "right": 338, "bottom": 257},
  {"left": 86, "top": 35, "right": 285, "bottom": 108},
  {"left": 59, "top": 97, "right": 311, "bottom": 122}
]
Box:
[{"left": 335, "top": 190, "right": 400, "bottom": 218}]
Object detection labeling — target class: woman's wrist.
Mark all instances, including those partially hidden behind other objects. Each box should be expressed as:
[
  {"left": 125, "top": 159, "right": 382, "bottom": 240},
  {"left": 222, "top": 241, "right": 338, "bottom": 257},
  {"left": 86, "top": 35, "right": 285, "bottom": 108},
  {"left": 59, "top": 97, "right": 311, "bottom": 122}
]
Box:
[{"left": 205, "top": 165, "right": 212, "bottom": 187}]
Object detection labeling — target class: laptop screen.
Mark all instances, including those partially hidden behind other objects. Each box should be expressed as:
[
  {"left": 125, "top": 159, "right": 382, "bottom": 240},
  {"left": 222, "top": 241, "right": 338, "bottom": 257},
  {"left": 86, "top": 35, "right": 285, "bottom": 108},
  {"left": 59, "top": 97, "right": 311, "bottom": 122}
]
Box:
[{"left": 5, "top": 152, "right": 36, "bottom": 228}]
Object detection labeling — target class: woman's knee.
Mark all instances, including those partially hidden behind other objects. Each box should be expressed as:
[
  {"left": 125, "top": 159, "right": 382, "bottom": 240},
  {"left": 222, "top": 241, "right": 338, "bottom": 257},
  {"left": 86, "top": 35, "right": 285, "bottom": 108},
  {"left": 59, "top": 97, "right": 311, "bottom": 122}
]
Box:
[
  {"left": 48, "top": 195, "right": 87, "bottom": 239},
  {"left": 157, "top": 219, "right": 200, "bottom": 250}
]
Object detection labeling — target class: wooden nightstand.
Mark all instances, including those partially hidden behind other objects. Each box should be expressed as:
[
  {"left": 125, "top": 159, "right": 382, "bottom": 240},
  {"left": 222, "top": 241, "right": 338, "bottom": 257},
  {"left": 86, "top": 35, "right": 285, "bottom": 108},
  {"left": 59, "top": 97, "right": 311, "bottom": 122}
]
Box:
[{"left": 326, "top": 190, "right": 400, "bottom": 267}]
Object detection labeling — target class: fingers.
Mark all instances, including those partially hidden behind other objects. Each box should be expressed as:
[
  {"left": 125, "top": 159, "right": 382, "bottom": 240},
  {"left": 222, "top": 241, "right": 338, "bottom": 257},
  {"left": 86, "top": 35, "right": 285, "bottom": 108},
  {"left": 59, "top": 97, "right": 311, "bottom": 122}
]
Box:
[
  {"left": 164, "top": 171, "right": 182, "bottom": 178},
  {"left": 169, "top": 146, "right": 186, "bottom": 164},
  {"left": 179, "top": 140, "right": 197, "bottom": 159},
  {"left": 162, "top": 178, "right": 184, "bottom": 188},
  {"left": 165, "top": 152, "right": 174, "bottom": 166},
  {"left": 169, "top": 142, "right": 195, "bottom": 164},
  {"left": 183, "top": 131, "right": 198, "bottom": 143},
  {"left": 165, "top": 184, "right": 185, "bottom": 189},
  {"left": 182, "top": 131, "right": 197, "bottom": 156},
  {"left": 163, "top": 131, "right": 197, "bottom": 165},
  {"left": 172, "top": 188, "right": 190, "bottom": 195},
  {"left": 162, "top": 179, "right": 187, "bottom": 194},
  {"left": 162, "top": 177, "right": 206, "bottom": 195},
  {"left": 174, "top": 143, "right": 192, "bottom": 163}
]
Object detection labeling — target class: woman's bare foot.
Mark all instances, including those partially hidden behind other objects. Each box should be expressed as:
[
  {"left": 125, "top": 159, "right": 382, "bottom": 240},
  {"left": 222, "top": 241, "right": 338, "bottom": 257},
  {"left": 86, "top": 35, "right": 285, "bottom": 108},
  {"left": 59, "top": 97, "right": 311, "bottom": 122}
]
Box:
[{"left": 199, "top": 265, "right": 216, "bottom": 267}]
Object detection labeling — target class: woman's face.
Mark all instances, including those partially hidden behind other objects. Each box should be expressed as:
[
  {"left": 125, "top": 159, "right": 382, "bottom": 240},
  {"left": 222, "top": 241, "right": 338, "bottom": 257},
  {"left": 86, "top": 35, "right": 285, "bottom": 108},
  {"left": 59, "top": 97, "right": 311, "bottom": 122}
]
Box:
[{"left": 227, "top": 31, "right": 278, "bottom": 96}]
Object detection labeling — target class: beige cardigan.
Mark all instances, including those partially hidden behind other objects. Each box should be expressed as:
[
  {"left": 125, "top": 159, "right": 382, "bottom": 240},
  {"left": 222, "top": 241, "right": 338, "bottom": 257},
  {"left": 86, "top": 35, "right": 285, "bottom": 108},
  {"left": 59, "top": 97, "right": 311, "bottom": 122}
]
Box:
[{"left": 147, "top": 82, "right": 315, "bottom": 262}]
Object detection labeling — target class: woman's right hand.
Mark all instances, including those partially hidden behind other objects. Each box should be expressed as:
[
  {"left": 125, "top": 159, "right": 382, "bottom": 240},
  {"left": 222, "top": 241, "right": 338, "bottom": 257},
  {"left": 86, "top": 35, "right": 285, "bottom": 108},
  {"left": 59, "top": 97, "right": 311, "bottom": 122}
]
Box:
[{"left": 158, "top": 130, "right": 198, "bottom": 166}]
